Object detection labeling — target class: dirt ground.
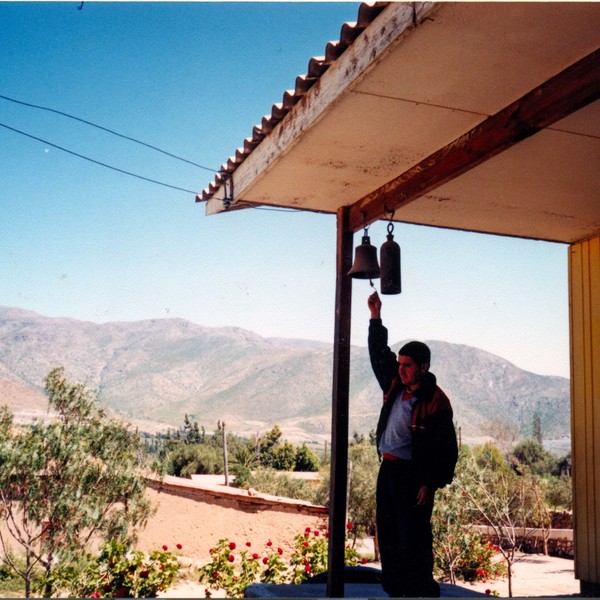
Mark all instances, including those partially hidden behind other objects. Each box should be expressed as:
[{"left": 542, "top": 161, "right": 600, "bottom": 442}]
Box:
[
  {"left": 456, "top": 552, "right": 579, "bottom": 598},
  {"left": 138, "top": 477, "right": 580, "bottom": 599}
]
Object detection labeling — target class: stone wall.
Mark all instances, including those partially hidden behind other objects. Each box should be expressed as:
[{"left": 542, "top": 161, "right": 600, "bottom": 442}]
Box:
[{"left": 474, "top": 526, "right": 574, "bottom": 558}]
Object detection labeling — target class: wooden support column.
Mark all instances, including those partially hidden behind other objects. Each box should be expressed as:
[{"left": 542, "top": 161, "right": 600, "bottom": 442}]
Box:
[
  {"left": 327, "top": 206, "right": 353, "bottom": 598},
  {"left": 569, "top": 236, "right": 600, "bottom": 596}
]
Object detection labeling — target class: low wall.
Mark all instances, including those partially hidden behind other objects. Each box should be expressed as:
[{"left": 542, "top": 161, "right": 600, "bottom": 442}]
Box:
[
  {"left": 138, "top": 475, "right": 328, "bottom": 562},
  {"left": 474, "top": 525, "right": 574, "bottom": 558},
  {"left": 145, "top": 474, "right": 328, "bottom": 517}
]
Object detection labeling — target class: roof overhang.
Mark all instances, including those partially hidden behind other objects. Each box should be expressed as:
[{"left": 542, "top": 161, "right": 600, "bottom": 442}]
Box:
[{"left": 197, "top": 2, "right": 600, "bottom": 244}]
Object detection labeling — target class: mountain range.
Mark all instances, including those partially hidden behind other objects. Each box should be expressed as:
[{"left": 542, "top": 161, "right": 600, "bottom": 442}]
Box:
[{"left": 0, "top": 306, "right": 570, "bottom": 453}]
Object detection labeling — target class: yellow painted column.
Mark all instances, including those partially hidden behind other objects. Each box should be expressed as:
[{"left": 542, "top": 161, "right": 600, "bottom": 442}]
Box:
[{"left": 569, "top": 236, "right": 600, "bottom": 597}]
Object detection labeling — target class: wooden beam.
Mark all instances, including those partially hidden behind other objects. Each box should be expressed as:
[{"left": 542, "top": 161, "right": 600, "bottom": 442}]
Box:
[
  {"left": 348, "top": 48, "right": 600, "bottom": 233},
  {"left": 327, "top": 206, "right": 353, "bottom": 598}
]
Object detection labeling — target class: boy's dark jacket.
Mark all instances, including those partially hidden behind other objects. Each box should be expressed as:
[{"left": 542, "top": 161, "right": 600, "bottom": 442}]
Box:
[{"left": 369, "top": 318, "right": 458, "bottom": 490}]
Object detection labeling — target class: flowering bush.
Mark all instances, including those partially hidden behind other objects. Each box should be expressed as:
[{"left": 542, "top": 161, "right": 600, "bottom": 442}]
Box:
[
  {"left": 198, "top": 524, "right": 365, "bottom": 597},
  {"left": 451, "top": 536, "right": 506, "bottom": 583},
  {"left": 57, "top": 540, "right": 181, "bottom": 598}
]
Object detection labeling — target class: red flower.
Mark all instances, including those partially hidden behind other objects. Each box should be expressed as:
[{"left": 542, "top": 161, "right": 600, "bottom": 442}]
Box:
[
  {"left": 346, "top": 522, "right": 353, "bottom": 530},
  {"left": 214, "top": 572, "right": 220, "bottom": 579},
  {"left": 304, "top": 564, "right": 311, "bottom": 573},
  {"left": 485, "top": 590, "right": 492, "bottom": 595},
  {"left": 246, "top": 541, "right": 252, "bottom": 547},
  {"left": 314, "top": 530, "right": 320, "bottom": 537},
  {"left": 90, "top": 593, "right": 101, "bottom": 598},
  {"left": 266, "top": 540, "right": 273, "bottom": 547},
  {"left": 277, "top": 547, "right": 283, "bottom": 555},
  {"left": 303, "top": 541, "right": 309, "bottom": 547},
  {"left": 229, "top": 542, "right": 236, "bottom": 550},
  {"left": 162, "top": 545, "right": 168, "bottom": 551},
  {"left": 176, "top": 543, "right": 182, "bottom": 550},
  {"left": 252, "top": 553, "right": 259, "bottom": 560},
  {"left": 209, "top": 548, "right": 214, "bottom": 554},
  {"left": 228, "top": 554, "right": 235, "bottom": 563},
  {"left": 262, "top": 557, "right": 269, "bottom": 565},
  {"left": 361, "top": 557, "right": 368, "bottom": 564},
  {"left": 304, "top": 527, "right": 311, "bottom": 533}
]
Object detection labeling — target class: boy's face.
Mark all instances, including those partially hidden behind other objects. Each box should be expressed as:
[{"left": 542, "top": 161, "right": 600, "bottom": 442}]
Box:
[{"left": 397, "top": 355, "right": 428, "bottom": 390}]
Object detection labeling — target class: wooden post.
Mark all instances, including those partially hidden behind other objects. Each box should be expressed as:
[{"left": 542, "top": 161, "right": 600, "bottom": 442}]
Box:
[
  {"left": 222, "top": 421, "right": 229, "bottom": 487},
  {"left": 569, "top": 237, "right": 600, "bottom": 596},
  {"left": 327, "top": 206, "right": 353, "bottom": 598}
]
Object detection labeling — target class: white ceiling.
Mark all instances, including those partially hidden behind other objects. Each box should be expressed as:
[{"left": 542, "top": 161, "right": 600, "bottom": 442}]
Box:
[{"left": 201, "top": 2, "right": 600, "bottom": 244}]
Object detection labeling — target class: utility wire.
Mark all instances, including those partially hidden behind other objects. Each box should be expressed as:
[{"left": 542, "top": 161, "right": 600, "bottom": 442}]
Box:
[
  {"left": 0, "top": 121, "right": 304, "bottom": 210},
  {"left": 1, "top": 96, "right": 306, "bottom": 209},
  {"left": 0, "top": 93, "right": 217, "bottom": 172},
  {"left": 0, "top": 122, "right": 200, "bottom": 195}
]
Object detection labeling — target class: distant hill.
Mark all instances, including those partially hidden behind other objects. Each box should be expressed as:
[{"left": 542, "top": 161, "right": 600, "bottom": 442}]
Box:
[{"left": 0, "top": 306, "right": 570, "bottom": 451}]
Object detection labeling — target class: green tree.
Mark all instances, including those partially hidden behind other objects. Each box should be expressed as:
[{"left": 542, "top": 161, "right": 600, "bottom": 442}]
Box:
[
  {"left": 273, "top": 441, "right": 297, "bottom": 471},
  {"left": 0, "top": 367, "right": 153, "bottom": 597},
  {"left": 182, "top": 414, "right": 204, "bottom": 444},
  {"left": 532, "top": 410, "right": 543, "bottom": 445},
  {"left": 545, "top": 474, "right": 572, "bottom": 511},
  {"left": 294, "top": 444, "right": 320, "bottom": 472},
  {"left": 510, "top": 439, "right": 556, "bottom": 476},
  {"left": 433, "top": 448, "right": 480, "bottom": 583},
  {"left": 346, "top": 440, "right": 378, "bottom": 544},
  {"left": 167, "top": 443, "right": 222, "bottom": 477},
  {"left": 455, "top": 444, "right": 551, "bottom": 596},
  {"left": 554, "top": 451, "right": 572, "bottom": 476},
  {"left": 257, "top": 425, "right": 283, "bottom": 467},
  {"left": 314, "top": 438, "right": 378, "bottom": 548}
]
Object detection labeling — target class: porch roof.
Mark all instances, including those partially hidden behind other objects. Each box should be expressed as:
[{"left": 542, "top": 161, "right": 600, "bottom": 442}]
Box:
[{"left": 197, "top": 1, "right": 600, "bottom": 243}]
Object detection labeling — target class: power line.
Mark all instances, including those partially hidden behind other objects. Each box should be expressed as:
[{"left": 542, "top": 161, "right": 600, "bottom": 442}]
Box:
[
  {"left": 0, "top": 93, "right": 217, "bottom": 173},
  {"left": 0, "top": 123, "right": 314, "bottom": 213},
  {"left": 0, "top": 122, "right": 200, "bottom": 195},
  {"left": 1, "top": 121, "right": 305, "bottom": 210}
]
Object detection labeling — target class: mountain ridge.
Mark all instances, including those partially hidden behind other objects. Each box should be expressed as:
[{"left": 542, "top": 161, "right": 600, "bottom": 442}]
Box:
[{"left": 0, "top": 306, "right": 570, "bottom": 451}]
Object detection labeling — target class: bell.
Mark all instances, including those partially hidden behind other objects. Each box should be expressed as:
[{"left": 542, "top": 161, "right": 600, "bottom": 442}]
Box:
[
  {"left": 380, "top": 223, "right": 401, "bottom": 295},
  {"left": 348, "top": 233, "right": 381, "bottom": 280}
]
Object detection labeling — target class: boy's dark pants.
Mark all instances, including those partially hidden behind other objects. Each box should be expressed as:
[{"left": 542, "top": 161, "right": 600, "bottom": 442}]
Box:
[{"left": 376, "top": 458, "right": 440, "bottom": 597}]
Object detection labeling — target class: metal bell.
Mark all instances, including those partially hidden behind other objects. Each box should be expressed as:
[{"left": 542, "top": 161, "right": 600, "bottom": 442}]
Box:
[
  {"left": 380, "top": 223, "right": 401, "bottom": 295},
  {"left": 348, "top": 233, "right": 381, "bottom": 280}
]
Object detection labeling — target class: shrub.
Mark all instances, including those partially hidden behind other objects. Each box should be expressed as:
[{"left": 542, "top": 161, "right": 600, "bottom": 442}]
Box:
[
  {"left": 198, "top": 524, "right": 364, "bottom": 597},
  {"left": 449, "top": 535, "right": 506, "bottom": 583},
  {"left": 242, "top": 467, "right": 316, "bottom": 502},
  {"left": 55, "top": 540, "right": 181, "bottom": 598},
  {"left": 294, "top": 444, "right": 320, "bottom": 472}
]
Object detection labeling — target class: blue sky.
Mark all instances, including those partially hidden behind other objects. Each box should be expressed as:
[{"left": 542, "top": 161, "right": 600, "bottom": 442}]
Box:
[{"left": 1, "top": 2, "right": 569, "bottom": 378}]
